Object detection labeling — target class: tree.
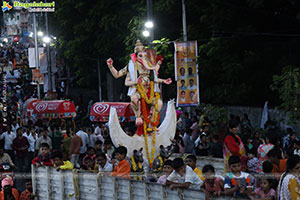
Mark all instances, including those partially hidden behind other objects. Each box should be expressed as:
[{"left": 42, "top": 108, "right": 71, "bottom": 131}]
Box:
[{"left": 271, "top": 65, "right": 300, "bottom": 123}]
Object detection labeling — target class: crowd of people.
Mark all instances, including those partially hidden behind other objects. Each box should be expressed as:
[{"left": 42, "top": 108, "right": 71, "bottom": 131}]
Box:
[
  {"left": 0, "top": 109, "right": 298, "bottom": 199},
  {"left": 156, "top": 114, "right": 300, "bottom": 200}
]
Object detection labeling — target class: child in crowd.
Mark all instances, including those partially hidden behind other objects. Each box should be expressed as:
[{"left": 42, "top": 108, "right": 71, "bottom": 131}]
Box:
[
  {"left": 82, "top": 157, "right": 97, "bottom": 172},
  {"left": 52, "top": 151, "right": 73, "bottom": 171},
  {"left": 95, "top": 152, "right": 112, "bottom": 172},
  {"left": 32, "top": 143, "right": 53, "bottom": 167},
  {"left": 195, "top": 134, "right": 210, "bottom": 156},
  {"left": 94, "top": 140, "right": 103, "bottom": 153},
  {"left": 157, "top": 160, "right": 173, "bottom": 185},
  {"left": 20, "top": 179, "right": 33, "bottom": 200},
  {"left": 82, "top": 147, "right": 96, "bottom": 167},
  {"left": 294, "top": 140, "right": 300, "bottom": 156},
  {"left": 111, "top": 146, "right": 130, "bottom": 178},
  {"left": 267, "top": 147, "right": 286, "bottom": 180},
  {"left": 104, "top": 140, "right": 114, "bottom": 160},
  {"left": 249, "top": 178, "right": 276, "bottom": 200},
  {"left": 185, "top": 154, "right": 204, "bottom": 181},
  {"left": 200, "top": 164, "right": 224, "bottom": 200},
  {"left": 224, "top": 155, "right": 254, "bottom": 198},
  {"left": 247, "top": 148, "right": 258, "bottom": 174},
  {"left": 166, "top": 158, "right": 202, "bottom": 190}
]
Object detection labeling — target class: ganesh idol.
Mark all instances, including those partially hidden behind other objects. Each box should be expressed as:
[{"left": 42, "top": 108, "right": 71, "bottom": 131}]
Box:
[{"left": 106, "top": 40, "right": 172, "bottom": 127}]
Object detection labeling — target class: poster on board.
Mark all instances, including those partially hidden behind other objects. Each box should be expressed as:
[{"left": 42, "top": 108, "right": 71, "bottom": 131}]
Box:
[{"left": 174, "top": 41, "right": 200, "bottom": 107}]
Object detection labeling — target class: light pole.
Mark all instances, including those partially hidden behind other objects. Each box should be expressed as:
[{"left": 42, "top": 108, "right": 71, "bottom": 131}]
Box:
[
  {"left": 44, "top": 1, "right": 52, "bottom": 92},
  {"left": 85, "top": 57, "right": 102, "bottom": 102},
  {"left": 146, "top": 0, "right": 153, "bottom": 47},
  {"left": 33, "top": 13, "right": 41, "bottom": 99},
  {"left": 182, "top": 0, "right": 187, "bottom": 41},
  {"left": 97, "top": 58, "right": 102, "bottom": 102},
  {"left": 42, "top": 36, "right": 52, "bottom": 93}
]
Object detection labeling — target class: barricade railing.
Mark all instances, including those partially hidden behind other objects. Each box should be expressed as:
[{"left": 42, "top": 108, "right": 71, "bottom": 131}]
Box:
[{"left": 32, "top": 165, "right": 234, "bottom": 200}]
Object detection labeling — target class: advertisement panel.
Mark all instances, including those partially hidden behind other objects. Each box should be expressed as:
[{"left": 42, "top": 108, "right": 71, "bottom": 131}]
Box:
[{"left": 174, "top": 41, "right": 199, "bottom": 106}]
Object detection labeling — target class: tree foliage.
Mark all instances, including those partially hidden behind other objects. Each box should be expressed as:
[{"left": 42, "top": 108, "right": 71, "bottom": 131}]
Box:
[{"left": 271, "top": 66, "right": 300, "bottom": 123}]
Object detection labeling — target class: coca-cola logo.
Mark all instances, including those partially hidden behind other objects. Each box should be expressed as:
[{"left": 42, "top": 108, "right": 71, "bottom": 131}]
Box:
[
  {"left": 36, "top": 102, "right": 48, "bottom": 112},
  {"left": 93, "top": 104, "right": 109, "bottom": 114}
]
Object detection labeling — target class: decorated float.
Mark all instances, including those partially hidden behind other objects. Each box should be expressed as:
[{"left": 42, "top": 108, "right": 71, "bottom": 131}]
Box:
[{"left": 106, "top": 40, "right": 177, "bottom": 166}]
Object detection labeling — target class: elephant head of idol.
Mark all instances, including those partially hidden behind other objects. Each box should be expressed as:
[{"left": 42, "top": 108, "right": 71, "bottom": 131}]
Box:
[{"left": 131, "top": 40, "right": 162, "bottom": 72}]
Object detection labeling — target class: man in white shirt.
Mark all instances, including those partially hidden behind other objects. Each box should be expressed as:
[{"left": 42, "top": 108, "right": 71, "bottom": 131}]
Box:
[
  {"left": 94, "top": 123, "right": 102, "bottom": 136},
  {"left": 0, "top": 126, "right": 16, "bottom": 161},
  {"left": 11, "top": 120, "right": 20, "bottom": 133},
  {"left": 35, "top": 129, "right": 52, "bottom": 152},
  {"left": 166, "top": 158, "right": 202, "bottom": 190},
  {"left": 89, "top": 127, "right": 104, "bottom": 148},
  {"left": 23, "top": 127, "right": 38, "bottom": 163},
  {"left": 95, "top": 152, "right": 112, "bottom": 172},
  {"left": 76, "top": 127, "right": 90, "bottom": 165}
]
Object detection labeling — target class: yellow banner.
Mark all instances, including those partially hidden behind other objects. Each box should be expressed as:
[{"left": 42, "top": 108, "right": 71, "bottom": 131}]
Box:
[{"left": 174, "top": 41, "right": 199, "bottom": 106}]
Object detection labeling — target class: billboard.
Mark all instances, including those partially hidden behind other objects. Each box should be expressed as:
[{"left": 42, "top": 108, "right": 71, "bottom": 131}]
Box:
[{"left": 174, "top": 41, "right": 199, "bottom": 106}]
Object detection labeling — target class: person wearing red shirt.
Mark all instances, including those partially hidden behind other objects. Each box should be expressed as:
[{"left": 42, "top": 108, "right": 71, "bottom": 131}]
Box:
[{"left": 32, "top": 143, "right": 52, "bottom": 167}]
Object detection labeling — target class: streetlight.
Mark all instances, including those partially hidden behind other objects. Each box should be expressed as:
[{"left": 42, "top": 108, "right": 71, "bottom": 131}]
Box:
[
  {"left": 42, "top": 36, "right": 51, "bottom": 43},
  {"left": 143, "top": 30, "right": 150, "bottom": 37},
  {"left": 37, "top": 31, "right": 44, "bottom": 37},
  {"left": 145, "top": 21, "right": 154, "bottom": 28},
  {"left": 42, "top": 35, "right": 53, "bottom": 93}
]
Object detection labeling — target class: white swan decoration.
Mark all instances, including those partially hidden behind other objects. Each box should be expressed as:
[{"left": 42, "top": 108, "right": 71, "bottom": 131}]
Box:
[{"left": 108, "top": 100, "right": 177, "bottom": 159}]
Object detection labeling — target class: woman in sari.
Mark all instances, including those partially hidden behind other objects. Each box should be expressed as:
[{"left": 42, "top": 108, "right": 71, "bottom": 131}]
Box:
[
  {"left": 223, "top": 119, "right": 246, "bottom": 172},
  {"left": 256, "top": 134, "right": 277, "bottom": 173}
]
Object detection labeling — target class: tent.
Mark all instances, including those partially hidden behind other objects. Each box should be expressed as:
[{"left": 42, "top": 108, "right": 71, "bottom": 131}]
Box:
[{"left": 90, "top": 102, "right": 135, "bottom": 122}]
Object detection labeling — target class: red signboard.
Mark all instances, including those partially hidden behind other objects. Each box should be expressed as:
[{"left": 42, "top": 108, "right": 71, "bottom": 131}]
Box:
[
  {"left": 90, "top": 102, "right": 135, "bottom": 122},
  {"left": 23, "top": 100, "right": 76, "bottom": 119}
]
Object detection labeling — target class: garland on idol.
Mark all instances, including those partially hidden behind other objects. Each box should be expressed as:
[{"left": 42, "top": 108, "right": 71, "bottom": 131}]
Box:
[
  {"left": 137, "top": 81, "right": 160, "bottom": 166},
  {"left": 130, "top": 156, "right": 142, "bottom": 172}
]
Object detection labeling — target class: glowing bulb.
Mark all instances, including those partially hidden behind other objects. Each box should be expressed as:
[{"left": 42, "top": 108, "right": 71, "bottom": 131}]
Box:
[
  {"left": 42, "top": 36, "right": 51, "bottom": 43},
  {"left": 143, "top": 30, "right": 150, "bottom": 37},
  {"left": 37, "top": 31, "right": 44, "bottom": 37},
  {"left": 145, "top": 21, "right": 154, "bottom": 28}
]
